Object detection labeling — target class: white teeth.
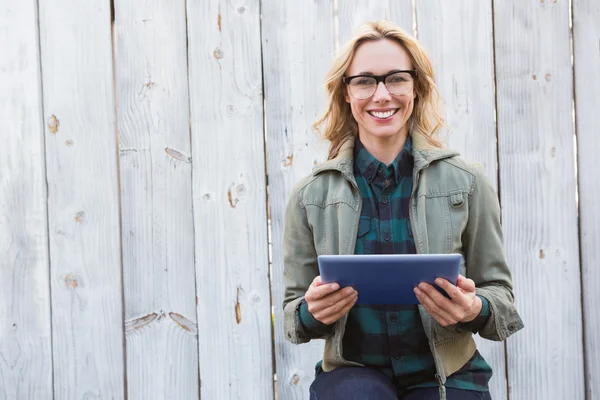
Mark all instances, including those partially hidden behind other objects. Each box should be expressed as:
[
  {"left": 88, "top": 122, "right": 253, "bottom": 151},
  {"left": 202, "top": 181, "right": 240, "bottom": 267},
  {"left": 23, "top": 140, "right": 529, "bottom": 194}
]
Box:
[{"left": 370, "top": 109, "right": 396, "bottom": 119}]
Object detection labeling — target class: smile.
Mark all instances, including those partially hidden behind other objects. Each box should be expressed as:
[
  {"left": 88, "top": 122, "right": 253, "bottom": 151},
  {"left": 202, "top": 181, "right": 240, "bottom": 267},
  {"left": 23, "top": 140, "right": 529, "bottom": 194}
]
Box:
[{"left": 368, "top": 109, "right": 399, "bottom": 119}]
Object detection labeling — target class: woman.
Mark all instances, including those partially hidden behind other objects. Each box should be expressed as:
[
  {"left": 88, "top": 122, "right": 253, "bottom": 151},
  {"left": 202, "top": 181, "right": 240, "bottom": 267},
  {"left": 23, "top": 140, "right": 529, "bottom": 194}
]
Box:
[{"left": 282, "top": 20, "right": 523, "bottom": 400}]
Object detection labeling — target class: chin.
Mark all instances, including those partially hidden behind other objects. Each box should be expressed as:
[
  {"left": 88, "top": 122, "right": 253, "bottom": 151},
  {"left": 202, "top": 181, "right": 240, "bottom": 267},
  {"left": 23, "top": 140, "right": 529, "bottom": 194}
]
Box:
[{"left": 368, "top": 126, "right": 405, "bottom": 139}]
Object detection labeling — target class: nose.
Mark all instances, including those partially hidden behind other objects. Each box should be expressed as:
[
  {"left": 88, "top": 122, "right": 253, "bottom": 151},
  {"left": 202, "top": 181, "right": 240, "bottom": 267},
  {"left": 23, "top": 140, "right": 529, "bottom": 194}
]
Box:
[{"left": 372, "top": 81, "right": 391, "bottom": 102}]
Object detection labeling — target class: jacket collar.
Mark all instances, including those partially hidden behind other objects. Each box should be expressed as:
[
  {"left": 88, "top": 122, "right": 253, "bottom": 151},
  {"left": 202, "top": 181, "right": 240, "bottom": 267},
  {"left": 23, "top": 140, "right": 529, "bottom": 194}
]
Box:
[{"left": 312, "top": 134, "right": 460, "bottom": 177}]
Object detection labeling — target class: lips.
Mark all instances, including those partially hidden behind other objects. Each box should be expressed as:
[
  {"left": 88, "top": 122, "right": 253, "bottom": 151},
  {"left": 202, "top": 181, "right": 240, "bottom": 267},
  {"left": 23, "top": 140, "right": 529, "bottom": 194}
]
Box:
[{"left": 368, "top": 109, "right": 399, "bottom": 119}]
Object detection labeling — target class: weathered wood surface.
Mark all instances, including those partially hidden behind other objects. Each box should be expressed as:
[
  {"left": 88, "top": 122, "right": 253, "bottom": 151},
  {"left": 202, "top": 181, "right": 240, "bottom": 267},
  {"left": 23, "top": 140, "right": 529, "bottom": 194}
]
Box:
[
  {"left": 38, "top": 0, "right": 126, "bottom": 397},
  {"left": 338, "top": 0, "right": 413, "bottom": 43},
  {"left": 494, "top": 1, "right": 584, "bottom": 399},
  {"left": 415, "top": 2, "right": 507, "bottom": 398},
  {"left": 262, "top": 0, "right": 334, "bottom": 398},
  {"left": 573, "top": 0, "right": 600, "bottom": 398},
  {"left": 113, "top": 0, "right": 199, "bottom": 398},
  {"left": 187, "top": 0, "right": 273, "bottom": 398},
  {"left": 2, "top": 1, "right": 599, "bottom": 398},
  {"left": 0, "top": 1, "right": 53, "bottom": 399}
]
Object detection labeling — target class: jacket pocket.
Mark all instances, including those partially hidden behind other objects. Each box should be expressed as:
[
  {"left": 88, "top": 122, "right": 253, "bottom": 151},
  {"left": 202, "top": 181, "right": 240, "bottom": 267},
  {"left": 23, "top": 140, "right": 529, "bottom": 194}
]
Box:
[{"left": 450, "top": 192, "right": 466, "bottom": 208}]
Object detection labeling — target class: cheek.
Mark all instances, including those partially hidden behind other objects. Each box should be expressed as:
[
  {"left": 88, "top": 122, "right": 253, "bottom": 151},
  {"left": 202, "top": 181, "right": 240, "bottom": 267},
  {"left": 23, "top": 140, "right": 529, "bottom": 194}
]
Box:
[
  {"left": 349, "top": 99, "right": 367, "bottom": 121},
  {"left": 399, "top": 97, "right": 415, "bottom": 116}
]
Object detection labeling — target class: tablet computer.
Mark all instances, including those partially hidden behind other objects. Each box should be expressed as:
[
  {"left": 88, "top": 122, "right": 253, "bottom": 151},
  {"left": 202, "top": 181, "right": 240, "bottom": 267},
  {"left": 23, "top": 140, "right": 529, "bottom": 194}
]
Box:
[{"left": 317, "top": 254, "right": 462, "bottom": 305}]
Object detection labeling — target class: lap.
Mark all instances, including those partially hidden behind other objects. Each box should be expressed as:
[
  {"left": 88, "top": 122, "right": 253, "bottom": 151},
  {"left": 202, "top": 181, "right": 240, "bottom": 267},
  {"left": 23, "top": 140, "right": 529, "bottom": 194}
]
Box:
[
  {"left": 308, "top": 366, "right": 491, "bottom": 400},
  {"left": 309, "top": 367, "right": 398, "bottom": 400},
  {"left": 401, "top": 387, "right": 492, "bottom": 400}
]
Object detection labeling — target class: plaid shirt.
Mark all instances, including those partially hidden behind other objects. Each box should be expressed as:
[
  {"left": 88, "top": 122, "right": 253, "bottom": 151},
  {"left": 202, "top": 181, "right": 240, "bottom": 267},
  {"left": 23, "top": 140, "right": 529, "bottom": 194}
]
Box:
[{"left": 299, "top": 136, "right": 492, "bottom": 393}]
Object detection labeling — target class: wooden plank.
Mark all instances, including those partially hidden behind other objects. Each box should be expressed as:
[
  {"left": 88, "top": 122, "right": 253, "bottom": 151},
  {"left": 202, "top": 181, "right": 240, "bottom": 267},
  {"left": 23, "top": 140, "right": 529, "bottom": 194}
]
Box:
[
  {"left": 338, "top": 0, "right": 413, "bottom": 43},
  {"left": 493, "top": 2, "right": 584, "bottom": 399},
  {"left": 415, "top": 2, "right": 506, "bottom": 398},
  {"left": 113, "top": 0, "right": 199, "bottom": 398},
  {"left": 0, "top": 1, "right": 53, "bottom": 399},
  {"left": 261, "top": 0, "right": 335, "bottom": 398},
  {"left": 573, "top": 0, "right": 600, "bottom": 398},
  {"left": 38, "top": 0, "right": 125, "bottom": 397},
  {"left": 186, "top": 1, "right": 273, "bottom": 398}
]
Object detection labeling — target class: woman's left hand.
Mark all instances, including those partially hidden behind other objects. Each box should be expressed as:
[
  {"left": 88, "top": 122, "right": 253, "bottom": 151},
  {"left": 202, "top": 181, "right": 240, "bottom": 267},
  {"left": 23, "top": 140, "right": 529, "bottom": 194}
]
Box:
[{"left": 413, "top": 275, "right": 482, "bottom": 327}]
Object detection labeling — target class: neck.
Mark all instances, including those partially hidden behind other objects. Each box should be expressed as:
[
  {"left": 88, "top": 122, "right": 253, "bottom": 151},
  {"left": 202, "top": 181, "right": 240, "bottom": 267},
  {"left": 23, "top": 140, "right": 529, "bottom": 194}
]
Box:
[{"left": 358, "top": 127, "right": 409, "bottom": 165}]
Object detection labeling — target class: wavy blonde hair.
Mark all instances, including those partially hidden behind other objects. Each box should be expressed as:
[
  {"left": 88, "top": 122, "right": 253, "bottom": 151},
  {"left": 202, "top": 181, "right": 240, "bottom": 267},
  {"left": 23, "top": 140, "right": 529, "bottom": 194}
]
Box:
[{"left": 313, "top": 20, "right": 445, "bottom": 159}]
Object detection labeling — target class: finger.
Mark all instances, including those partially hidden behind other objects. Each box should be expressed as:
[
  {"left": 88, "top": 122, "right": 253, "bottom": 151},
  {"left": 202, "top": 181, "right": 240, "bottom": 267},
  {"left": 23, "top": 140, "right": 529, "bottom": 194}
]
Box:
[
  {"left": 414, "top": 288, "right": 453, "bottom": 326},
  {"left": 313, "top": 275, "right": 323, "bottom": 287},
  {"left": 414, "top": 286, "right": 459, "bottom": 325},
  {"left": 327, "top": 293, "right": 359, "bottom": 324},
  {"left": 310, "top": 286, "right": 356, "bottom": 313},
  {"left": 307, "top": 281, "right": 340, "bottom": 301},
  {"left": 434, "top": 278, "right": 471, "bottom": 309},
  {"left": 456, "top": 275, "right": 476, "bottom": 293},
  {"left": 315, "top": 291, "right": 358, "bottom": 324}
]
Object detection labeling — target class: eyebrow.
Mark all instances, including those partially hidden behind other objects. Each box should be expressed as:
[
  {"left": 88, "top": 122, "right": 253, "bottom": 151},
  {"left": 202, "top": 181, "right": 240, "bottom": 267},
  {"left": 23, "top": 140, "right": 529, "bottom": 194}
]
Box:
[{"left": 355, "top": 69, "right": 406, "bottom": 75}]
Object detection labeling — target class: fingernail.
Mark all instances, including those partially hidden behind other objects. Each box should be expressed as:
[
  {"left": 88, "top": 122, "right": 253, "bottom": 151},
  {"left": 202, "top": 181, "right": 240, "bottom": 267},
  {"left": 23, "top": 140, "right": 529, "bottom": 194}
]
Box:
[
  {"left": 331, "top": 283, "right": 339, "bottom": 291},
  {"left": 344, "top": 287, "right": 353, "bottom": 294},
  {"left": 435, "top": 279, "right": 443, "bottom": 286}
]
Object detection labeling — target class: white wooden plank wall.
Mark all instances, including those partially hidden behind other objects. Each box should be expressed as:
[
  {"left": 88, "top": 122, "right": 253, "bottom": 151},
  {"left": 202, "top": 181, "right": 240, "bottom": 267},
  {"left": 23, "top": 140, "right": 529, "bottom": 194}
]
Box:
[
  {"left": 262, "top": 1, "right": 334, "bottom": 398},
  {"left": 337, "top": 0, "right": 413, "bottom": 43},
  {"left": 0, "top": 1, "right": 53, "bottom": 399},
  {"left": 414, "top": 2, "right": 507, "bottom": 398},
  {"left": 38, "top": 0, "right": 126, "bottom": 398},
  {"left": 113, "top": 0, "right": 199, "bottom": 398},
  {"left": 573, "top": 0, "right": 600, "bottom": 398},
  {"left": 187, "top": 0, "right": 273, "bottom": 398},
  {"left": 2, "top": 1, "right": 600, "bottom": 399},
  {"left": 494, "top": 1, "right": 584, "bottom": 399}
]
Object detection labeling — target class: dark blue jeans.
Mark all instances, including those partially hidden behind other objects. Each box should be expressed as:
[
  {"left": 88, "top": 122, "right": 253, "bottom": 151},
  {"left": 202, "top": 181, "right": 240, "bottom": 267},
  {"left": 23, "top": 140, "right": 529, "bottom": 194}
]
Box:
[{"left": 309, "top": 367, "right": 492, "bottom": 400}]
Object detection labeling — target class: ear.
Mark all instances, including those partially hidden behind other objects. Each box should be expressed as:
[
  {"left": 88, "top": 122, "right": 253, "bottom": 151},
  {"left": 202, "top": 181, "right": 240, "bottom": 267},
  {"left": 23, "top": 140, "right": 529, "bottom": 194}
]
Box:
[{"left": 344, "top": 89, "right": 351, "bottom": 103}]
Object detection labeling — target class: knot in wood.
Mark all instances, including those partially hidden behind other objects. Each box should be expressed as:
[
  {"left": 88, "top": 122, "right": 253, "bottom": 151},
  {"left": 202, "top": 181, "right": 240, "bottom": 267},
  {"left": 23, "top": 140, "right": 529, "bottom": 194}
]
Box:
[
  {"left": 64, "top": 274, "right": 78, "bottom": 289},
  {"left": 213, "top": 48, "right": 224, "bottom": 59},
  {"left": 47, "top": 115, "right": 59, "bottom": 133}
]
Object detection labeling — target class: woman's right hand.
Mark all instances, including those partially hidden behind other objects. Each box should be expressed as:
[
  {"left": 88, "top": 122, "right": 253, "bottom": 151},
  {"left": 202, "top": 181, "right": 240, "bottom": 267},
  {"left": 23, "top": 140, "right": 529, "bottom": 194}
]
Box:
[{"left": 304, "top": 276, "right": 358, "bottom": 325}]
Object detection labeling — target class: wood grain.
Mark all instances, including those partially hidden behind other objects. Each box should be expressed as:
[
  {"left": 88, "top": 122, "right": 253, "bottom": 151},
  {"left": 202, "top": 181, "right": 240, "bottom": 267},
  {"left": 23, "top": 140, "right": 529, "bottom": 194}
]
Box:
[
  {"left": 113, "top": 0, "right": 199, "bottom": 398},
  {"left": 261, "top": 0, "right": 335, "bottom": 398},
  {"left": 493, "top": 1, "right": 584, "bottom": 399},
  {"left": 187, "top": 0, "right": 273, "bottom": 398},
  {"left": 338, "top": 0, "right": 413, "bottom": 44},
  {"left": 0, "top": 1, "right": 53, "bottom": 398},
  {"left": 38, "top": 0, "right": 125, "bottom": 397},
  {"left": 573, "top": 0, "right": 600, "bottom": 398},
  {"left": 415, "top": 2, "right": 506, "bottom": 398}
]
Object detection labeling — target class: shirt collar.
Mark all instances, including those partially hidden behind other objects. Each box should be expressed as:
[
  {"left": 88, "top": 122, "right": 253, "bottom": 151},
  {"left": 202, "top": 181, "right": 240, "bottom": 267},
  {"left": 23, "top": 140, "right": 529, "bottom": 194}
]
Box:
[{"left": 353, "top": 136, "right": 414, "bottom": 183}]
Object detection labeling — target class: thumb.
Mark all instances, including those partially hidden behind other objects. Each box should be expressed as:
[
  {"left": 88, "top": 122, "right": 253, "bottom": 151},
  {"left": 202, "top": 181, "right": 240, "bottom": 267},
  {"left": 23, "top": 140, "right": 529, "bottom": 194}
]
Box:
[{"left": 313, "top": 275, "right": 323, "bottom": 287}]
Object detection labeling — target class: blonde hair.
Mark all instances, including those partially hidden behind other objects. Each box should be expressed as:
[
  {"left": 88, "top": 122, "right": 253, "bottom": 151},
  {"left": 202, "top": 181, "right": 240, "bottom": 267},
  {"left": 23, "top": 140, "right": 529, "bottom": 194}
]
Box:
[{"left": 313, "top": 20, "right": 445, "bottom": 159}]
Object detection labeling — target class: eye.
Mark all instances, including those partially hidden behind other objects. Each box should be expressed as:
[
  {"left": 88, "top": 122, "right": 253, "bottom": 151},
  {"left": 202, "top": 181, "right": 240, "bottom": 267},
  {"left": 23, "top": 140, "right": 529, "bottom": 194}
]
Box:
[
  {"left": 352, "top": 77, "right": 375, "bottom": 86},
  {"left": 388, "top": 74, "right": 407, "bottom": 83}
]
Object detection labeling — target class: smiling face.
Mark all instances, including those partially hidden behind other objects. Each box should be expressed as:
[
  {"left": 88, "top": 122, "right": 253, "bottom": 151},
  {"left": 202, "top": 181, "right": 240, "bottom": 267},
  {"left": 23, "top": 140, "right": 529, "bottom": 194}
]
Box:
[{"left": 345, "top": 39, "right": 416, "bottom": 145}]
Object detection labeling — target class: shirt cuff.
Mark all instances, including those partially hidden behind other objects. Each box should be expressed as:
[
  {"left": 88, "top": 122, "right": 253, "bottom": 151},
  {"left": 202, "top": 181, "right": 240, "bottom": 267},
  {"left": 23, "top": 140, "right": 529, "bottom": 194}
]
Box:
[
  {"left": 299, "top": 299, "right": 335, "bottom": 337},
  {"left": 457, "top": 295, "right": 491, "bottom": 334}
]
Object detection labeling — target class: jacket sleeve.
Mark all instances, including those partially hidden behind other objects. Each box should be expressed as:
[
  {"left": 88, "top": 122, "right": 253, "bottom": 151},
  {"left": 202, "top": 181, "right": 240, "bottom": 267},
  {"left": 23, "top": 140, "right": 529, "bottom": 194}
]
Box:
[
  {"left": 463, "top": 166, "right": 524, "bottom": 341},
  {"left": 282, "top": 179, "right": 332, "bottom": 344}
]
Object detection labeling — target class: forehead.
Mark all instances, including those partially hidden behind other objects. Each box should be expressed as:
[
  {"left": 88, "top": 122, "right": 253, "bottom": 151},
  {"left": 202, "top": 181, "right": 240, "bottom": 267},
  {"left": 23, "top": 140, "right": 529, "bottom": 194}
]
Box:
[{"left": 347, "top": 39, "right": 413, "bottom": 75}]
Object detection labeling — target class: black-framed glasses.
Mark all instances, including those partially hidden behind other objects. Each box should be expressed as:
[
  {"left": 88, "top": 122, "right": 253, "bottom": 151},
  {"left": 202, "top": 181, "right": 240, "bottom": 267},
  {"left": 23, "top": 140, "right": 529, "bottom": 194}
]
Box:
[{"left": 343, "top": 70, "right": 417, "bottom": 99}]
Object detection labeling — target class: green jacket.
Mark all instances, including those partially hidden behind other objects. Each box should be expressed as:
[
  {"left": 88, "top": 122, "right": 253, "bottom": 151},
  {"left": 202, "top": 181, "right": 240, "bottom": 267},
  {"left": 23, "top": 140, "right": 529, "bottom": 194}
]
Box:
[{"left": 282, "top": 135, "right": 524, "bottom": 389}]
